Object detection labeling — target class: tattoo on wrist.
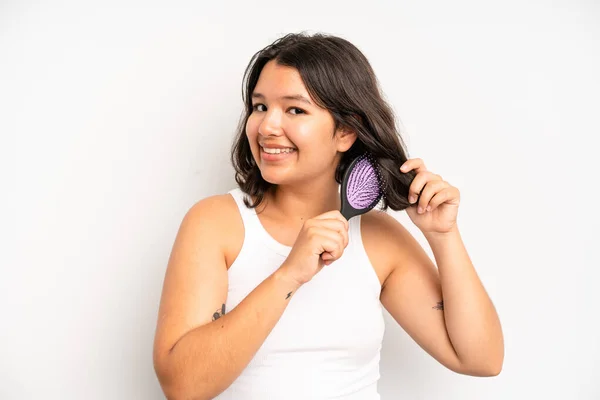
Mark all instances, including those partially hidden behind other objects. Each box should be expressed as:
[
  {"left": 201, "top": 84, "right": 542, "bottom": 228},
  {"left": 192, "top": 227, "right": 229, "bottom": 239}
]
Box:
[
  {"left": 212, "top": 304, "right": 226, "bottom": 320},
  {"left": 286, "top": 291, "right": 292, "bottom": 299},
  {"left": 433, "top": 301, "right": 444, "bottom": 311}
]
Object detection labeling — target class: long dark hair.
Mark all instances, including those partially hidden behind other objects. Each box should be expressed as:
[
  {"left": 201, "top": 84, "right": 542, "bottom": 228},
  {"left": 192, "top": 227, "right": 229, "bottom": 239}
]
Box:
[{"left": 231, "top": 31, "right": 417, "bottom": 211}]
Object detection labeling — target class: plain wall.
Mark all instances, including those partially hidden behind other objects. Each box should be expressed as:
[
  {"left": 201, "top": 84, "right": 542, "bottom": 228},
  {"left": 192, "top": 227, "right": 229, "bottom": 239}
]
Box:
[{"left": 3, "top": 1, "right": 599, "bottom": 399}]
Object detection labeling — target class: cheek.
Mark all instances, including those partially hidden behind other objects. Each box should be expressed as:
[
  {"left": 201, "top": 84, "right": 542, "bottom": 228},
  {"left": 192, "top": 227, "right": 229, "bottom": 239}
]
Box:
[
  {"left": 245, "top": 117, "right": 257, "bottom": 140},
  {"left": 294, "top": 126, "right": 336, "bottom": 156},
  {"left": 293, "top": 124, "right": 327, "bottom": 150},
  {"left": 245, "top": 118, "right": 260, "bottom": 153}
]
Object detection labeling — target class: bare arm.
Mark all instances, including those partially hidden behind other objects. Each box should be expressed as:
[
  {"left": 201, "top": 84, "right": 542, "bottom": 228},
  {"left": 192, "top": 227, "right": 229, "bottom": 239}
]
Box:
[
  {"left": 152, "top": 196, "right": 301, "bottom": 400},
  {"left": 422, "top": 225, "right": 504, "bottom": 375},
  {"left": 369, "top": 212, "right": 503, "bottom": 376}
]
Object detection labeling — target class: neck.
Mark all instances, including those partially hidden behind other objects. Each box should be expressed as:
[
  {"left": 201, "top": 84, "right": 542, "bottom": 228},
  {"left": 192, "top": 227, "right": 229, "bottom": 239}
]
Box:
[{"left": 265, "top": 175, "right": 342, "bottom": 222}]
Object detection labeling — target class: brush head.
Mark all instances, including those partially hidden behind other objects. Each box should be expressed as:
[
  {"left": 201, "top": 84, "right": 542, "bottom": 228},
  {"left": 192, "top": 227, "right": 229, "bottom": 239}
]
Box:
[{"left": 340, "top": 153, "right": 385, "bottom": 220}]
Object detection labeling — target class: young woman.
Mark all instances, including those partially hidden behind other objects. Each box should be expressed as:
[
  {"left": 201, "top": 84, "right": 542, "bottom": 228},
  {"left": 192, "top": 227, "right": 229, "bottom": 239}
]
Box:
[{"left": 153, "top": 32, "right": 504, "bottom": 399}]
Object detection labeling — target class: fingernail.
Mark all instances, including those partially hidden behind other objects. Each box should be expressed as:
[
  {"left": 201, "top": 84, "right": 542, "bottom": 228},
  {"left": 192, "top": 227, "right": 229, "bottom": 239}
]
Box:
[
  {"left": 409, "top": 195, "right": 416, "bottom": 203},
  {"left": 418, "top": 207, "right": 424, "bottom": 214}
]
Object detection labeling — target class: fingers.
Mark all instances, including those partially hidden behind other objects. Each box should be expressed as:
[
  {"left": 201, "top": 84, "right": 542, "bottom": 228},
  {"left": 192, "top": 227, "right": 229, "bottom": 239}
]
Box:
[
  {"left": 407, "top": 171, "right": 441, "bottom": 204},
  {"left": 401, "top": 158, "right": 436, "bottom": 206},
  {"left": 305, "top": 211, "right": 349, "bottom": 266},
  {"left": 305, "top": 224, "right": 346, "bottom": 260},
  {"left": 306, "top": 223, "right": 348, "bottom": 252},
  {"left": 400, "top": 157, "right": 426, "bottom": 173},
  {"left": 306, "top": 216, "right": 349, "bottom": 248},
  {"left": 425, "top": 187, "right": 453, "bottom": 212},
  {"left": 401, "top": 158, "right": 459, "bottom": 213},
  {"left": 317, "top": 234, "right": 345, "bottom": 263},
  {"left": 321, "top": 251, "right": 337, "bottom": 266},
  {"left": 427, "top": 187, "right": 460, "bottom": 211},
  {"left": 415, "top": 180, "right": 448, "bottom": 213},
  {"left": 313, "top": 210, "right": 348, "bottom": 231}
]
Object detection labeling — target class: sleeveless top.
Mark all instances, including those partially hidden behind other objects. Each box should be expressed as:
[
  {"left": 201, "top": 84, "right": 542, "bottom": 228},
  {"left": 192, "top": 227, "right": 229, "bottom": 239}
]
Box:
[{"left": 214, "top": 188, "right": 386, "bottom": 399}]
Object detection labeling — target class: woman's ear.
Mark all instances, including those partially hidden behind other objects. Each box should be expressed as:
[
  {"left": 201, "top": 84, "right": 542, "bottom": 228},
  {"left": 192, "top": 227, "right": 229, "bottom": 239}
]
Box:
[{"left": 335, "top": 126, "right": 357, "bottom": 152}]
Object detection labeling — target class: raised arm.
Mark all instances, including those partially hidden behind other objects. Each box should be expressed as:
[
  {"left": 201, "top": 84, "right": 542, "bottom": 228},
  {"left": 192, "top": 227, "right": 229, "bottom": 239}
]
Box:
[{"left": 364, "top": 211, "right": 503, "bottom": 376}]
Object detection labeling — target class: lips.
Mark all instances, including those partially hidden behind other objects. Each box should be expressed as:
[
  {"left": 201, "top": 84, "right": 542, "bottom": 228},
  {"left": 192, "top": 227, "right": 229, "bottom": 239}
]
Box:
[{"left": 260, "top": 145, "right": 296, "bottom": 161}]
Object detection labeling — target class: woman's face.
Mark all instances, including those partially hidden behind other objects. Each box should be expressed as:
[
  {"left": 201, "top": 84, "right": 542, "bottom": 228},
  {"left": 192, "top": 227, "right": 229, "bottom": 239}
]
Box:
[{"left": 245, "top": 60, "right": 355, "bottom": 186}]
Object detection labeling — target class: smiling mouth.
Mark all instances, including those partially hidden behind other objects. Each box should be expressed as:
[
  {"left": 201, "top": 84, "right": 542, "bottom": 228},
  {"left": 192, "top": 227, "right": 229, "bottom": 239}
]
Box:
[
  {"left": 261, "top": 146, "right": 297, "bottom": 154},
  {"left": 260, "top": 146, "right": 297, "bottom": 161}
]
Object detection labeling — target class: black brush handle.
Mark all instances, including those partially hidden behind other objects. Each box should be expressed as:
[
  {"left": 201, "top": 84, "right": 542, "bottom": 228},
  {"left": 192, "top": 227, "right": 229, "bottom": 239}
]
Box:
[
  {"left": 340, "top": 195, "right": 360, "bottom": 220},
  {"left": 340, "top": 158, "right": 358, "bottom": 220}
]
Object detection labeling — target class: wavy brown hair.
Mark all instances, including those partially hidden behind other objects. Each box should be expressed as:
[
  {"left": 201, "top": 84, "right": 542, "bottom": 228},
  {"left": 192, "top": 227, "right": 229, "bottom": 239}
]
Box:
[{"left": 231, "top": 31, "right": 417, "bottom": 211}]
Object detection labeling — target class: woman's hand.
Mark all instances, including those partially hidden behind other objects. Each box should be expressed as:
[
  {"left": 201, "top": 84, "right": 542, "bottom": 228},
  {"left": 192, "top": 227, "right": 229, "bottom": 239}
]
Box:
[
  {"left": 278, "top": 210, "right": 349, "bottom": 287},
  {"left": 400, "top": 158, "right": 460, "bottom": 235}
]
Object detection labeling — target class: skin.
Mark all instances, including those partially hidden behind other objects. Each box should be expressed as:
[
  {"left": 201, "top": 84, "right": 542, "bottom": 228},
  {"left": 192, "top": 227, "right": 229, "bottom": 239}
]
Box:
[{"left": 153, "top": 60, "right": 504, "bottom": 399}]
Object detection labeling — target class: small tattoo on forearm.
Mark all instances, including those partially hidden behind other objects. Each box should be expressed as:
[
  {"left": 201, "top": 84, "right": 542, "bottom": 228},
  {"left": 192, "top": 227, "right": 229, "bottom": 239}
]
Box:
[
  {"left": 433, "top": 301, "right": 444, "bottom": 311},
  {"left": 212, "top": 304, "right": 226, "bottom": 320},
  {"left": 286, "top": 291, "right": 292, "bottom": 299}
]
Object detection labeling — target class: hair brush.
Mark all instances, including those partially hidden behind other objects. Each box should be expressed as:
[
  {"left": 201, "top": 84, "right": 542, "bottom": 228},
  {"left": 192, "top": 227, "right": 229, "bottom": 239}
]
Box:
[{"left": 340, "top": 153, "right": 385, "bottom": 220}]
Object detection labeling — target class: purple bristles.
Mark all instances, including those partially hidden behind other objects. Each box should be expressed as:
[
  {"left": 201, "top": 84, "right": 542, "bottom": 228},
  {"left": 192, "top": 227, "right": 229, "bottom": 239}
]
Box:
[{"left": 346, "top": 156, "right": 382, "bottom": 209}]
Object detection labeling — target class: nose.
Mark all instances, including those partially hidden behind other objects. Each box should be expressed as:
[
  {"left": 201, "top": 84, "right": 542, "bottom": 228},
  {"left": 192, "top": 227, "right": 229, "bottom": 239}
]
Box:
[{"left": 258, "top": 108, "right": 283, "bottom": 137}]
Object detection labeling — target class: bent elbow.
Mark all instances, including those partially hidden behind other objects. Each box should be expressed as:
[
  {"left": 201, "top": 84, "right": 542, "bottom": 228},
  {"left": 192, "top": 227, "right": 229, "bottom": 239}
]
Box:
[
  {"left": 155, "top": 378, "right": 205, "bottom": 400},
  {"left": 463, "top": 361, "right": 503, "bottom": 377},
  {"left": 484, "top": 361, "right": 503, "bottom": 377},
  {"left": 483, "top": 349, "right": 504, "bottom": 377},
  {"left": 154, "top": 360, "right": 217, "bottom": 400},
  {"left": 153, "top": 355, "right": 187, "bottom": 400},
  {"left": 451, "top": 355, "right": 503, "bottom": 377}
]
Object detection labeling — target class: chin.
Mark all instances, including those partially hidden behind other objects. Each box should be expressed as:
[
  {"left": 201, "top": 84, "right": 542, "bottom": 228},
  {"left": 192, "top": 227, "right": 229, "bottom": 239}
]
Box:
[
  {"left": 259, "top": 170, "right": 288, "bottom": 185},
  {"left": 259, "top": 164, "right": 305, "bottom": 186},
  {"left": 255, "top": 160, "right": 289, "bottom": 184}
]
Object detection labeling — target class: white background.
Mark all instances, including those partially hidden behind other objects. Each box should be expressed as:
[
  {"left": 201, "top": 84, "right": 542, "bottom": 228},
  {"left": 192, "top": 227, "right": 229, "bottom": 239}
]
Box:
[{"left": 2, "top": 1, "right": 599, "bottom": 399}]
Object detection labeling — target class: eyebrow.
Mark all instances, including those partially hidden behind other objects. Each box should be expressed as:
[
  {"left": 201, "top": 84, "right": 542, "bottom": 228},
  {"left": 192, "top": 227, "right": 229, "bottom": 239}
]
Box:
[{"left": 251, "top": 92, "right": 313, "bottom": 106}]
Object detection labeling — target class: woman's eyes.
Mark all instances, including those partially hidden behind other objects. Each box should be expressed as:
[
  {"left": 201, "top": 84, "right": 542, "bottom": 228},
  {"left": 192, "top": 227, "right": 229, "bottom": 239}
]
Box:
[{"left": 251, "top": 104, "right": 305, "bottom": 115}]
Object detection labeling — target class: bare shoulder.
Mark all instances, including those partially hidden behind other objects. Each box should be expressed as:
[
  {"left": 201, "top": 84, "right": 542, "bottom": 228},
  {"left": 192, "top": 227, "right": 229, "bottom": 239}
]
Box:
[
  {"left": 360, "top": 209, "right": 418, "bottom": 290},
  {"left": 153, "top": 192, "right": 243, "bottom": 370},
  {"left": 184, "top": 192, "right": 244, "bottom": 268},
  {"left": 186, "top": 193, "right": 238, "bottom": 223}
]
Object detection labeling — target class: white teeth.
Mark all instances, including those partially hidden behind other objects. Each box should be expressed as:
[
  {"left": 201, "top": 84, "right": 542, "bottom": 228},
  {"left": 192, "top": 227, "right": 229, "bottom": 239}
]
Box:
[{"left": 262, "top": 147, "right": 295, "bottom": 154}]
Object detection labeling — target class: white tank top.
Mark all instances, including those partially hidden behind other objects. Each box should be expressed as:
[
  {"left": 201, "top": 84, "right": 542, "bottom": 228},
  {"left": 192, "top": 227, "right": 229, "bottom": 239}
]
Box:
[{"left": 214, "top": 188, "right": 385, "bottom": 400}]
